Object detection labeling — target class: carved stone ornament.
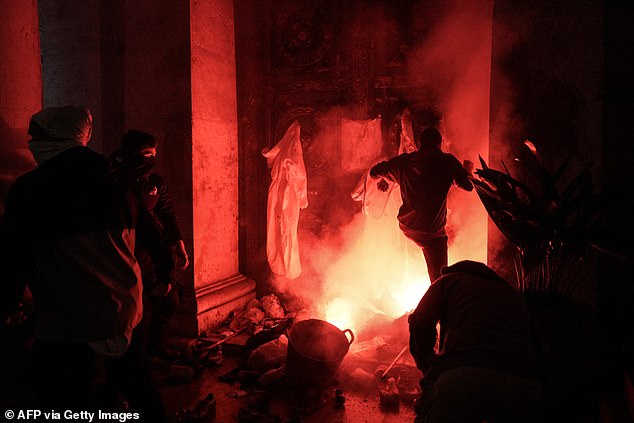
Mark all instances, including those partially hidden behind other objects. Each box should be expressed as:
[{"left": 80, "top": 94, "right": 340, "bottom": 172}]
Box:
[
  {"left": 274, "top": 7, "right": 334, "bottom": 68},
  {"left": 274, "top": 107, "right": 331, "bottom": 172}
]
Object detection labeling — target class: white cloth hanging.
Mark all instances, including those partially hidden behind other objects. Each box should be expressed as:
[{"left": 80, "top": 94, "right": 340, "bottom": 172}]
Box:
[
  {"left": 262, "top": 121, "right": 308, "bottom": 280},
  {"left": 398, "top": 109, "right": 418, "bottom": 154},
  {"left": 341, "top": 117, "right": 383, "bottom": 172},
  {"left": 351, "top": 109, "right": 417, "bottom": 217}
]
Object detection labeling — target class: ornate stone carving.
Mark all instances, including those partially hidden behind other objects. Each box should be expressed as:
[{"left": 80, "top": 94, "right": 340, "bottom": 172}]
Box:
[
  {"left": 273, "top": 106, "right": 331, "bottom": 173},
  {"left": 274, "top": 6, "right": 334, "bottom": 69},
  {"left": 352, "top": 0, "right": 371, "bottom": 119}
]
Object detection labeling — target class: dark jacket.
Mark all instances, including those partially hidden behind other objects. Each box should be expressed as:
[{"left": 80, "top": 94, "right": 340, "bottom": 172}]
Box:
[
  {"left": 135, "top": 172, "right": 183, "bottom": 244},
  {"left": 109, "top": 150, "right": 183, "bottom": 285},
  {"left": 408, "top": 260, "right": 538, "bottom": 385},
  {"left": 370, "top": 148, "right": 472, "bottom": 242},
  {"left": 132, "top": 172, "right": 183, "bottom": 286},
  {"left": 0, "top": 147, "right": 173, "bottom": 342}
]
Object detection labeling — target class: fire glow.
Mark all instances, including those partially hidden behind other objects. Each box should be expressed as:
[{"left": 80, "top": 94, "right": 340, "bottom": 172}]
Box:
[
  {"left": 315, "top": 187, "right": 486, "bottom": 335},
  {"left": 270, "top": 0, "right": 492, "bottom": 337}
]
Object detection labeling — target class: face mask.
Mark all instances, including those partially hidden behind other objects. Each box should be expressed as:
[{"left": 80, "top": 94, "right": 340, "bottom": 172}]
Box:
[{"left": 122, "top": 154, "right": 156, "bottom": 177}]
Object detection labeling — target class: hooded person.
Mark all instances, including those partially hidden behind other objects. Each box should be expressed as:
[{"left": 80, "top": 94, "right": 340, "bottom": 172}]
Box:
[
  {"left": 109, "top": 129, "right": 188, "bottom": 358},
  {"left": 27, "top": 105, "right": 93, "bottom": 163},
  {"left": 409, "top": 260, "right": 543, "bottom": 422},
  {"left": 0, "top": 106, "right": 173, "bottom": 420}
]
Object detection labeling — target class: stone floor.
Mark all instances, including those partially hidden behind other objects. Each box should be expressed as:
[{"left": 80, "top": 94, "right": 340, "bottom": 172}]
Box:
[
  {"left": 157, "top": 335, "right": 421, "bottom": 423},
  {"left": 1, "top": 319, "right": 421, "bottom": 423}
]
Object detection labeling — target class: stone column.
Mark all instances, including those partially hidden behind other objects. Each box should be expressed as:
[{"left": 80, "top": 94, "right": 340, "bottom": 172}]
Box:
[
  {"left": 0, "top": 0, "right": 41, "bottom": 212},
  {"left": 34, "top": 0, "right": 254, "bottom": 336},
  {"left": 189, "top": 0, "right": 255, "bottom": 333},
  {"left": 38, "top": 0, "right": 105, "bottom": 153},
  {"left": 124, "top": 0, "right": 254, "bottom": 336}
]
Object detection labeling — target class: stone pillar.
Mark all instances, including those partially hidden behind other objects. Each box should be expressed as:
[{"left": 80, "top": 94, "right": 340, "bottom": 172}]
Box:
[
  {"left": 34, "top": 0, "right": 254, "bottom": 336},
  {"left": 0, "top": 0, "right": 41, "bottom": 213},
  {"left": 351, "top": 0, "right": 372, "bottom": 120},
  {"left": 38, "top": 0, "right": 105, "bottom": 153},
  {"left": 124, "top": 0, "right": 254, "bottom": 336},
  {"left": 190, "top": 0, "right": 255, "bottom": 333}
]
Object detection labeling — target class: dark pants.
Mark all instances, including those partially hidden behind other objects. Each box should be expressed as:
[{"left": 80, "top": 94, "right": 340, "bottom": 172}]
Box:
[
  {"left": 415, "top": 366, "right": 543, "bottom": 423},
  {"left": 105, "top": 325, "right": 167, "bottom": 423},
  {"left": 419, "top": 236, "right": 448, "bottom": 283},
  {"left": 143, "top": 282, "right": 182, "bottom": 355},
  {"left": 31, "top": 335, "right": 166, "bottom": 422}
]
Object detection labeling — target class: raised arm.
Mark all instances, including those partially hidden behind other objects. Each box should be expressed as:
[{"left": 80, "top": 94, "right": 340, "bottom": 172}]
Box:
[{"left": 453, "top": 157, "right": 474, "bottom": 191}]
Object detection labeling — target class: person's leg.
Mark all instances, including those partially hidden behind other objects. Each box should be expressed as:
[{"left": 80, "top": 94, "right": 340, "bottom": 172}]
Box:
[
  {"left": 147, "top": 285, "right": 181, "bottom": 357},
  {"left": 31, "top": 339, "right": 96, "bottom": 410},
  {"left": 420, "top": 236, "right": 448, "bottom": 283},
  {"left": 417, "top": 367, "right": 542, "bottom": 423},
  {"left": 105, "top": 326, "right": 167, "bottom": 423}
]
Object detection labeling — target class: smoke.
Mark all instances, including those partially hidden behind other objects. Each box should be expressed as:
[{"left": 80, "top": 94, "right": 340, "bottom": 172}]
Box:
[
  {"left": 402, "top": 0, "right": 493, "bottom": 267},
  {"left": 267, "top": 0, "right": 533, "bottom": 334}
]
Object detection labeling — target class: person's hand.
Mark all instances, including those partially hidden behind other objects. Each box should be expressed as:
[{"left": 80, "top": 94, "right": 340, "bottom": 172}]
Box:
[
  {"left": 377, "top": 179, "right": 390, "bottom": 192},
  {"left": 463, "top": 160, "right": 474, "bottom": 175},
  {"left": 174, "top": 240, "right": 189, "bottom": 270}
]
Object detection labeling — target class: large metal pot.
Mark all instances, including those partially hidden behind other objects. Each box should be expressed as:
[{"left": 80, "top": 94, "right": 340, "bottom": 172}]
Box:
[{"left": 286, "top": 319, "right": 354, "bottom": 389}]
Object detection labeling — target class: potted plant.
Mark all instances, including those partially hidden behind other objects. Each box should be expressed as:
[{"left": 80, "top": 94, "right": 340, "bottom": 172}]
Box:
[{"left": 471, "top": 140, "right": 625, "bottom": 421}]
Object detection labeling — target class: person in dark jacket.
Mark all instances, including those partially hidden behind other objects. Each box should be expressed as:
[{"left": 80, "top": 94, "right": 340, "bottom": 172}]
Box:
[
  {"left": 110, "top": 129, "right": 188, "bottom": 357},
  {"left": 409, "top": 260, "right": 543, "bottom": 422},
  {"left": 0, "top": 106, "right": 172, "bottom": 421},
  {"left": 370, "top": 127, "right": 473, "bottom": 283}
]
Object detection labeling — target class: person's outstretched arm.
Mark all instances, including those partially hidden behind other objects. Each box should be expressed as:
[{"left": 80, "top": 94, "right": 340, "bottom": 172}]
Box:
[
  {"left": 369, "top": 156, "right": 402, "bottom": 182},
  {"left": 452, "top": 157, "right": 474, "bottom": 191}
]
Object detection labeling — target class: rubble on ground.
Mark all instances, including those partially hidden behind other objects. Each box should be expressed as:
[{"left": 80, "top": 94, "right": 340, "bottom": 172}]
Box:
[{"left": 166, "top": 294, "right": 422, "bottom": 422}]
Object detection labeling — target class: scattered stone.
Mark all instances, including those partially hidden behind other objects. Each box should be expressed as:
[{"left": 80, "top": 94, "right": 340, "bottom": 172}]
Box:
[
  {"left": 247, "top": 335, "right": 288, "bottom": 372},
  {"left": 258, "top": 365, "right": 287, "bottom": 386},
  {"left": 260, "top": 294, "right": 285, "bottom": 319},
  {"left": 226, "top": 389, "right": 248, "bottom": 399}
]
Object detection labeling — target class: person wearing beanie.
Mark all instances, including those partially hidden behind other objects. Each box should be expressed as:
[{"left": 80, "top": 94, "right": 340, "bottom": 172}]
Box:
[
  {"left": 409, "top": 260, "right": 542, "bottom": 422},
  {"left": 370, "top": 126, "right": 474, "bottom": 283},
  {"left": 27, "top": 105, "right": 93, "bottom": 164},
  {"left": 0, "top": 106, "right": 173, "bottom": 421},
  {"left": 110, "top": 129, "right": 188, "bottom": 358}
]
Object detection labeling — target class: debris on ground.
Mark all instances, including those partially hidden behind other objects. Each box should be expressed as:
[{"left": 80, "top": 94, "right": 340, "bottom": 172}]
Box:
[
  {"left": 378, "top": 377, "right": 400, "bottom": 412},
  {"left": 247, "top": 335, "right": 288, "bottom": 372},
  {"left": 172, "top": 392, "right": 216, "bottom": 423},
  {"left": 334, "top": 389, "right": 346, "bottom": 408},
  {"left": 226, "top": 389, "right": 248, "bottom": 399},
  {"left": 258, "top": 365, "right": 287, "bottom": 386},
  {"left": 260, "top": 294, "right": 286, "bottom": 319}
]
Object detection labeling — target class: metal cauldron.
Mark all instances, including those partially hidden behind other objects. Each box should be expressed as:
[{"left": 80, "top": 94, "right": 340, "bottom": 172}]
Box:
[{"left": 286, "top": 319, "right": 354, "bottom": 389}]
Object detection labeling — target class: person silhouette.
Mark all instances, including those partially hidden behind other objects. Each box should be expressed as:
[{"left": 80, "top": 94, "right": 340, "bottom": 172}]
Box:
[{"left": 370, "top": 127, "right": 473, "bottom": 283}]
